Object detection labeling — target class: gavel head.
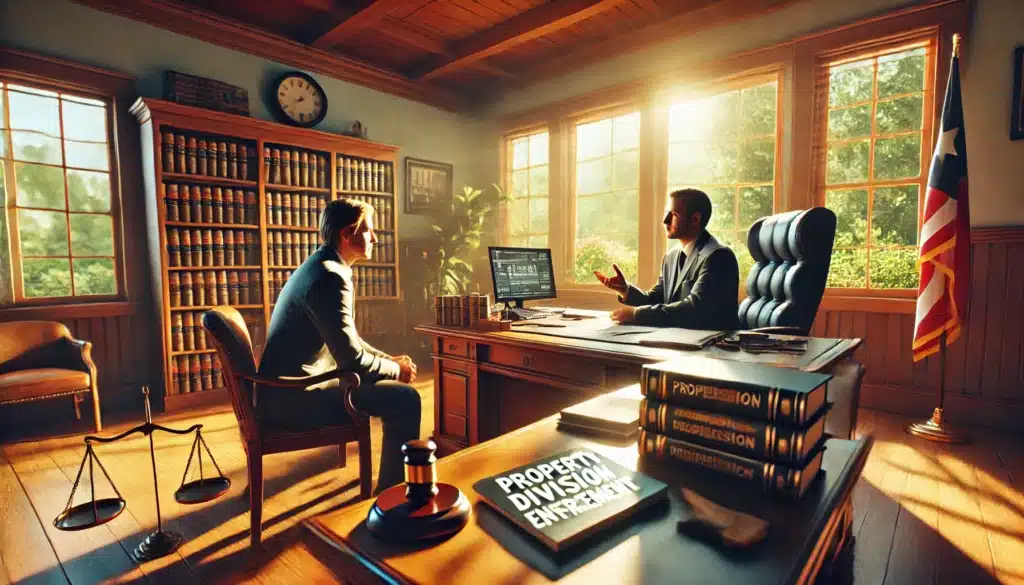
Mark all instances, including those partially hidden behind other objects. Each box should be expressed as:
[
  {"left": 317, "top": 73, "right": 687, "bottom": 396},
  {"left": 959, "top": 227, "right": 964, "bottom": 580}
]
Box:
[{"left": 403, "top": 439, "right": 439, "bottom": 502}]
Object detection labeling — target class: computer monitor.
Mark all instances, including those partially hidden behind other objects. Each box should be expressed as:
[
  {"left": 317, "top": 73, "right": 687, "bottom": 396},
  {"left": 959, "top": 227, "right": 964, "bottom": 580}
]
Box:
[{"left": 488, "top": 247, "right": 556, "bottom": 308}]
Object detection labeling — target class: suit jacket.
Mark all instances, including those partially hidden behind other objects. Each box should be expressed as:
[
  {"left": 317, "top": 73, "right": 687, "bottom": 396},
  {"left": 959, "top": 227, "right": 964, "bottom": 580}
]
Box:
[
  {"left": 621, "top": 231, "right": 739, "bottom": 330},
  {"left": 258, "top": 245, "right": 400, "bottom": 390}
]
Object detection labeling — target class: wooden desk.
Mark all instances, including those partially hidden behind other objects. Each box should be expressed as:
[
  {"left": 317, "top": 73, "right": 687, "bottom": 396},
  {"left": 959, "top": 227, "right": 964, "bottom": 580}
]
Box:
[
  {"left": 306, "top": 414, "right": 874, "bottom": 585},
  {"left": 415, "top": 324, "right": 864, "bottom": 456}
]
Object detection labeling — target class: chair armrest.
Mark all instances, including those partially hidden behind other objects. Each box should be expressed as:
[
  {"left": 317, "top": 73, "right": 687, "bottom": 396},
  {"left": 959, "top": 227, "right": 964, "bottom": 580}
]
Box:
[
  {"left": 64, "top": 338, "right": 97, "bottom": 379},
  {"left": 239, "top": 369, "right": 360, "bottom": 390},
  {"left": 747, "top": 326, "right": 803, "bottom": 335}
]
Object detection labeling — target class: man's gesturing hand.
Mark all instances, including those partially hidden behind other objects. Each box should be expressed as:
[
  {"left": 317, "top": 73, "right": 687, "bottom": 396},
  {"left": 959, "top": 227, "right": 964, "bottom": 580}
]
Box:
[
  {"left": 395, "top": 355, "right": 417, "bottom": 384},
  {"left": 594, "top": 263, "right": 629, "bottom": 295}
]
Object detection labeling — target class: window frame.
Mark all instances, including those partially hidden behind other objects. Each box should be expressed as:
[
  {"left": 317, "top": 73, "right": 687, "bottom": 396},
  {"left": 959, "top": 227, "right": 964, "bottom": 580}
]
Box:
[
  {"left": 0, "top": 48, "right": 136, "bottom": 317},
  {"left": 1, "top": 80, "right": 126, "bottom": 304},
  {"left": 812, "top": 33, "right": 940, "bottom": 300}
]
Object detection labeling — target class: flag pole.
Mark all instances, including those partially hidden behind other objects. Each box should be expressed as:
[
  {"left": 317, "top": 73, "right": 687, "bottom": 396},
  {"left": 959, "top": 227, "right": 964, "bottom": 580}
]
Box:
[{"left": 906, "top": 32, "right": 968, "bottom": 444}]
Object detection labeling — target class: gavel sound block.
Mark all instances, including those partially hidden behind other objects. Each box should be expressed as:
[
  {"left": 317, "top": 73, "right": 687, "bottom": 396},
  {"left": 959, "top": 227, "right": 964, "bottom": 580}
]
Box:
[{"left": 366, "top": 440, "right": 471, "bottom": 541}]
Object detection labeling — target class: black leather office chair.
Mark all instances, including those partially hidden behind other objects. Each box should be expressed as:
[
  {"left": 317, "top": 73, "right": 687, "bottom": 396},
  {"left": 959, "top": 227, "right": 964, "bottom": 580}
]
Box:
[{"left": 737, "top": 207, "right": 837, "bottom": 336}]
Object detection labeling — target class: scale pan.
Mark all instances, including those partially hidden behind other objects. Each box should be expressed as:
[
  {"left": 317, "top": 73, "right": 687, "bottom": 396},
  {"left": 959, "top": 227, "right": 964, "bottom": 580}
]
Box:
[
  {"left": 175, "top": 477, "right": 231, "bottom": 504},
  {"left": 54, "top": 498, "right": 126, "bottom": 531}
]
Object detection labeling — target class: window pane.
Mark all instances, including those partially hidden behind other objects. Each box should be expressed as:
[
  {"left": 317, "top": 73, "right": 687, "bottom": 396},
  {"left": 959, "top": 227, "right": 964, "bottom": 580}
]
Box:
[
  {"left": 708, "top": 92, "right": 740, "bottom": 143},
  {"left": 61, "top": 99, "right": 107, "bottom": 142},
  {"left": 667, "top": 141, "right": 704, "bottom": 185},
  {"left": 872, "top": 185, "right": 919, "bottom": 246},
  {"left": 511, "top": 137, "right": 529, "bottom": 170},
  {"left": 529, "top": 197, "right": 548, "bottom": 234},
  {"left": 612, "top": 112, "right": 640, "bottom": 152},
  {"left": 826, "top": 189, "right": 868, "bottom": 247},
  {"left": 576, "top": 119, "right": 611, "bottom": 161},
  {"left": 734, "top": 235, "right": 756, "bottom": 281},
  {"left": 739, "top": 186, "right": 773, "bottom": 228},
  {"left": 510, "top": 169, "right": 527, "bottom": 198},
  {"left": 875, "top": 95, "right": 923, "bottom": 135},
  {"left": 576, "top": 190, "right": 638, "bottom": 242},
  {"left": 829, "top": 60, "right": 874, "bottom": 107},
  {"left": 870, "top": 249, "right": 919, "bottom": 289},
  {"left": 739, "top": 83, "right": 777, "bottom": 136},
  {"left": 529, "top": 164, "right": 548, "bottom": 196},
  {"left": 529, "top": 133, "right": 548, "bottom": 166},
  {"left": 873, "top": 135, "right": 920, "bottom": 180},
  {"left": 11, "top": 130, "right": 62, "bottom": 164},
  {"left": 508, "top": 198, "right": 528, "bottom": 236},
  {"left": 64, "top": 139, "right": 109, "bottom": 171},
  {"left": 0, "top": 130, "right": 7, "bottom": 159},
  {"left": 576, "top": 158, "right": 611, "bottom": 195},
  {"left": 828, "top": 105, "right": 871, "bottom": 141},
  {"left": 574, "top": 236, "right": 638, "bottom": 283},
  {"left": 72, "top": 258, "right": 117, "bottom": 295},
  {"left": 508, "top": 236, "right": 527, "bottom": 248},
  {"left": 67, "top": 169, "right": 111, "bottom": 212},
  {"left": 70, "top": 214, "right": 114, "bottom": 256},
  {"left": 669, "top": 101, "right": 714, "bottom": 143},
  {"left": 738, "top": 138, "right": 774, "bottom": 183},
  {"left": 827, "top": 249, "right": 867, "bottom": 288},
  {"left": 705, "top": 187, "right": 735, "bottom": 235},
  {"left": 877, "top": 49, "right": 925, "bottom": 98},
  {"left": 612, "top": 150, "right": 639, "bottom": 191},
  {"left": 22, "top": 258, "right": 72, "bottom": 298},
  {"left": 0, "top": 164, "right": 10, "bottom": 304},
  {"left": 18, "top": 209, "right": 69, "bottom": 256},
  {"left": 826, "top": 140, "right": 870, "bottom": 185},
  {"left": 7, "top": 89, "right": 61, "bottom": 136},
  {"left": 16, "top": 162, "right": 66, "bottom": 210},
  {"left": 527, "top": 235, "right": 547, "bottom": 248}
]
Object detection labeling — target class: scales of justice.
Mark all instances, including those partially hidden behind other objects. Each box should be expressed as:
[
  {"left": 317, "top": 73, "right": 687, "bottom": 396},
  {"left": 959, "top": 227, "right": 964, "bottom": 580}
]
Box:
[{"left": 52, "top": 387, "right": 231, "bottom": 561}]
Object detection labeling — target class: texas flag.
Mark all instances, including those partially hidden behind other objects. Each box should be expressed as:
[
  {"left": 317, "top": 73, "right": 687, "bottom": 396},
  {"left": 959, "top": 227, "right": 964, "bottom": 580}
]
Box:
[{"left": 912, "top": 46, "right": 970, "bottom": 362}]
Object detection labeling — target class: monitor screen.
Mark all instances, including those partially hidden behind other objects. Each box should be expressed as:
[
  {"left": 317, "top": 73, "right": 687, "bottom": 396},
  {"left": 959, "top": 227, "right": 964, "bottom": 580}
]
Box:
[{"left": 489, "top": 247, "right": 556, "bottom": 303}]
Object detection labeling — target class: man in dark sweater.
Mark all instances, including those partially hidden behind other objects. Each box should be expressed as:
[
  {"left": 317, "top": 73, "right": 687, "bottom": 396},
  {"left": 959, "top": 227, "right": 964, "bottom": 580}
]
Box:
[
  {"left": 595, "top": 188, "right": 739, "bottom": 330},
  {"left": 258, "top": 198, "right": 419, "bottom": 493}
]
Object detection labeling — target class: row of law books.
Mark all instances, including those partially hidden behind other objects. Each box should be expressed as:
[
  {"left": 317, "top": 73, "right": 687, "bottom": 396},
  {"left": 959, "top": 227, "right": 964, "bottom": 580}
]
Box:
[{"left": 559, "top": 355, "right": 831, "bottom": 500}]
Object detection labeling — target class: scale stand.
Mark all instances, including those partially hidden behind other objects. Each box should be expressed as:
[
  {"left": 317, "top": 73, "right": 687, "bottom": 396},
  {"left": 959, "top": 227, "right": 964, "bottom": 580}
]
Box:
[{"left": 53, "top": 386, "right": 230, "bottom": 562}]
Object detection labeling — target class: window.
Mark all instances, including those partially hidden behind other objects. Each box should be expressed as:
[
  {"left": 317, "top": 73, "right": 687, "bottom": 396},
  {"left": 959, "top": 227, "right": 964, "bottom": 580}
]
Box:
[
  {"left": 505, "top": 131, "right": 549, "bottom": 248},
  {"left": 0, "top": 80, "right": 120, "bottom": 304},
  {"left": 666, "top": 80, "right": 778, "bottom": 279},
  {"left": 820, "top": 44, "right": 932, "bottom": 290},
  {"left": 573, "top": 111, "right": 640, "bottom": 283}
]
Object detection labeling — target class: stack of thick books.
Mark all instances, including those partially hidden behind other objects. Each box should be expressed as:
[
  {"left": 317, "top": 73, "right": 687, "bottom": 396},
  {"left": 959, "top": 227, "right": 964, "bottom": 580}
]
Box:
[{"left": 637, "top": 355, "right": 832, "bottom": 499}]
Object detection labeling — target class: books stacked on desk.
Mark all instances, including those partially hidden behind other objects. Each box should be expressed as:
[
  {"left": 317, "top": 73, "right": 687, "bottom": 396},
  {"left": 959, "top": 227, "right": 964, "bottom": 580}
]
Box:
[
  {"left": 637, "top": 355, "right": 832, "bottom": 499},
  {"left": 557, "top": 385, "right": 643, "bottom": 439}
]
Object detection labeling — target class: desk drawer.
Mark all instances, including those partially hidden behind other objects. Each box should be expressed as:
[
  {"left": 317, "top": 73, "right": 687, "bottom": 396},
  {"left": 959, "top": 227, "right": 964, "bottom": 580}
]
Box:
[
  {"left": 483, "top": 345, "right": 605, "bottom": 386},
  {"left": 440, "top": 338, "right": 470, "bottom": 358}
]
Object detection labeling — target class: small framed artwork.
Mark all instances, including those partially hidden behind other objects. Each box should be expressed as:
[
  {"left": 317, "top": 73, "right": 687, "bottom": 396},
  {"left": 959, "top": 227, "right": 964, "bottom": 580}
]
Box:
[
  {"left": 1012, "top": 46, "right": 1024, "bottom": 140},
  {"left": 405, "top": 157, "right": 453, "bottom": 214}
]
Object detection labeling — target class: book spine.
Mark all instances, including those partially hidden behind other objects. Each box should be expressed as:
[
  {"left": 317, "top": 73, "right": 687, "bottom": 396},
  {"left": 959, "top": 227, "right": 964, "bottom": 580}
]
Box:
[
  {"left": 640, "top": 366, "right": 810, "bottom": 426},
  {"left": 640, "top": 398, "right": 816, "bottom": 463},
  {"left": 638, "top": 430, "right": 809, "bottom": 498}
]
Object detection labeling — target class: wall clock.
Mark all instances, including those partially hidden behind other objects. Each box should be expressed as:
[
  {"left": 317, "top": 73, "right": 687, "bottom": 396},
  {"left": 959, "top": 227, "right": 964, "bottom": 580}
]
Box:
[{"left": 272, "top": 72, "right": 327, "bottom": 128}]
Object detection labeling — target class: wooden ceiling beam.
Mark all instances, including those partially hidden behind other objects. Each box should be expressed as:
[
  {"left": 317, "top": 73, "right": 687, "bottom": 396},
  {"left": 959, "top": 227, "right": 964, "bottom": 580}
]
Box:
[
  {"left": 310, "top": 0, "right": 410, "bottom": 49},
  {"left": 411, "top": 0, "right": 630, "bottom": 81},
  {"left": 376, "top": 18, "right": 514, "bottom": 78}
]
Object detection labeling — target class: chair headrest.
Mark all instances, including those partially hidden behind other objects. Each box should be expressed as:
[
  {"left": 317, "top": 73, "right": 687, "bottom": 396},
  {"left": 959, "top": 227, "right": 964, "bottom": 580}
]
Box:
[
  {"left": 201, "top": 306, "right": 255, "bottom": 377},
  {"left": 746, "top": 207, "right": 836, "bottom": 265}
]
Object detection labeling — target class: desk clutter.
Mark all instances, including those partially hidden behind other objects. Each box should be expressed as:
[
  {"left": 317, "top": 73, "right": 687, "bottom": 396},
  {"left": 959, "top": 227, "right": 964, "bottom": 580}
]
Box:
[{"left": 433, "top": 294, "right": 511, "bottom": 331}]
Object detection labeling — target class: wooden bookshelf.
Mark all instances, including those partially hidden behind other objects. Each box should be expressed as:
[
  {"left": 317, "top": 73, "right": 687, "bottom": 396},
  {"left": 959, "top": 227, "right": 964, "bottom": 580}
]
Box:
[{"left": 132, "top": 98, "right": 402, "bottom": 411}]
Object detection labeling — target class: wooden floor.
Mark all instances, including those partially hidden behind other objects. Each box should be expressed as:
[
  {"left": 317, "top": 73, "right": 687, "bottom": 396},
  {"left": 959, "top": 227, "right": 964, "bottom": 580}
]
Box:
[{"left": 1, "top": 385, "right": 1022, "bottom": 585}]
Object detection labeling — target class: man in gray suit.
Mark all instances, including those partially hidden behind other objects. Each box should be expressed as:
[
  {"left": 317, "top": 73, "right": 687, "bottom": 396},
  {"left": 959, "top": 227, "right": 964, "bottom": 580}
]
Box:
[
  {"left": 595, "top": 188, "right": 739, "bottom": 330},
  {"left": 258, "top": 198, "right": 419, "bottom": 493}
]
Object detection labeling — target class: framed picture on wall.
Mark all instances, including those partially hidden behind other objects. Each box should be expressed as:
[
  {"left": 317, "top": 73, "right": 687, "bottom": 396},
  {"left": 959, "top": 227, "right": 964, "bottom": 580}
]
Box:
[
  {"left": 1012, "top": 46, "right": 1024, "bottom": 140},
  {"left": 405, "top": 157, "right": 453, "bottom": 214}
]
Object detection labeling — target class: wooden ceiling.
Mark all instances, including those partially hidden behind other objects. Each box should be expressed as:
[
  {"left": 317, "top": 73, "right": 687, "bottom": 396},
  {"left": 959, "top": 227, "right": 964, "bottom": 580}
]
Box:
[{"left": 75, "top": 0, "right": 797, "bottom": 112}]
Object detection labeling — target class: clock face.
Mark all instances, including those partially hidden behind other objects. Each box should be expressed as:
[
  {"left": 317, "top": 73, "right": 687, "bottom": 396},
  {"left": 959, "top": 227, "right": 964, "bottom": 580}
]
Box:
[{"left": 275, "top": 73, "right": 327, "bottom": 127}]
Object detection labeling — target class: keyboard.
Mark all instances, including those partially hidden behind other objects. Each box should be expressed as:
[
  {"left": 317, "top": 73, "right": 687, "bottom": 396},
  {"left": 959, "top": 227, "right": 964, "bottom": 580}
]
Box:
[{"left": 505, "top": 307, "right": 550, "bottom": 321}]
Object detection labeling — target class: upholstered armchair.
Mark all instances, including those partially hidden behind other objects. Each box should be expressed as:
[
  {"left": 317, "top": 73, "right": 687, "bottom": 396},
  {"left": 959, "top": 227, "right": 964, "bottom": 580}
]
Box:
[
  {"left": 0, "top": 321, "right": 102, "bottom": 431},
  {"left": 737, "top": 208, "right": 837, "bottom": 336},
  {"left": 201, "top": 306, "right": 372, "bottom": 547}
]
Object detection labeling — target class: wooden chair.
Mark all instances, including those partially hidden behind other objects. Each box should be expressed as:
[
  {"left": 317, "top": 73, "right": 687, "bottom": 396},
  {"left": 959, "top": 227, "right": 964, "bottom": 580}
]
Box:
[
  {"left": 201, "top": 306, "right": 372, "bottom": 546},
  {"left": 0, "top": 321, "right": 102, "bottom": 432}
]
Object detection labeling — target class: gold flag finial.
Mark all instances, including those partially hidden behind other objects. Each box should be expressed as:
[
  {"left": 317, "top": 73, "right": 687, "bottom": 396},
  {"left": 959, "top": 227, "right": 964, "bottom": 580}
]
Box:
[{"left": 952, "top": 33, "right": 961, "bottom": 59}]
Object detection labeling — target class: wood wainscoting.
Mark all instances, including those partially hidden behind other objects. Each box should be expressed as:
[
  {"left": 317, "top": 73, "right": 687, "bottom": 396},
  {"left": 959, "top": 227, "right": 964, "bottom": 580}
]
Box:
[{"left": 811, "top": 226, "right": 1024, "bottom": 430}]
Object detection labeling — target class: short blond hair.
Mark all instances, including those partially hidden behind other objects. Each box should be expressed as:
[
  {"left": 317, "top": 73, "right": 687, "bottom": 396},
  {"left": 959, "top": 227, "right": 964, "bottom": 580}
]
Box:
[{"left": 319, "top": 198, "right": 373, "bottom": 247}]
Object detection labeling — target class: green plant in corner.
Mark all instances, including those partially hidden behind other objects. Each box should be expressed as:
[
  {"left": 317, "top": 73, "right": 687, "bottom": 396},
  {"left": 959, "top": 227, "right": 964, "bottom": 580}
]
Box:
[{"left": 427, "top": 184, "right": 511, "bottom": 300}]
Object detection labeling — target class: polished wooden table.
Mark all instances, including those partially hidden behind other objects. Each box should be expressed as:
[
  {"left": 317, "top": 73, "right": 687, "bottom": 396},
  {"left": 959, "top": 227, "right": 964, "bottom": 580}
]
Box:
[
  {"left": 305, "top": 413, "right": 873, "bottom": 585},
  {"left": 415, "top": 320, "right": 864, "bottom": 456}
]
